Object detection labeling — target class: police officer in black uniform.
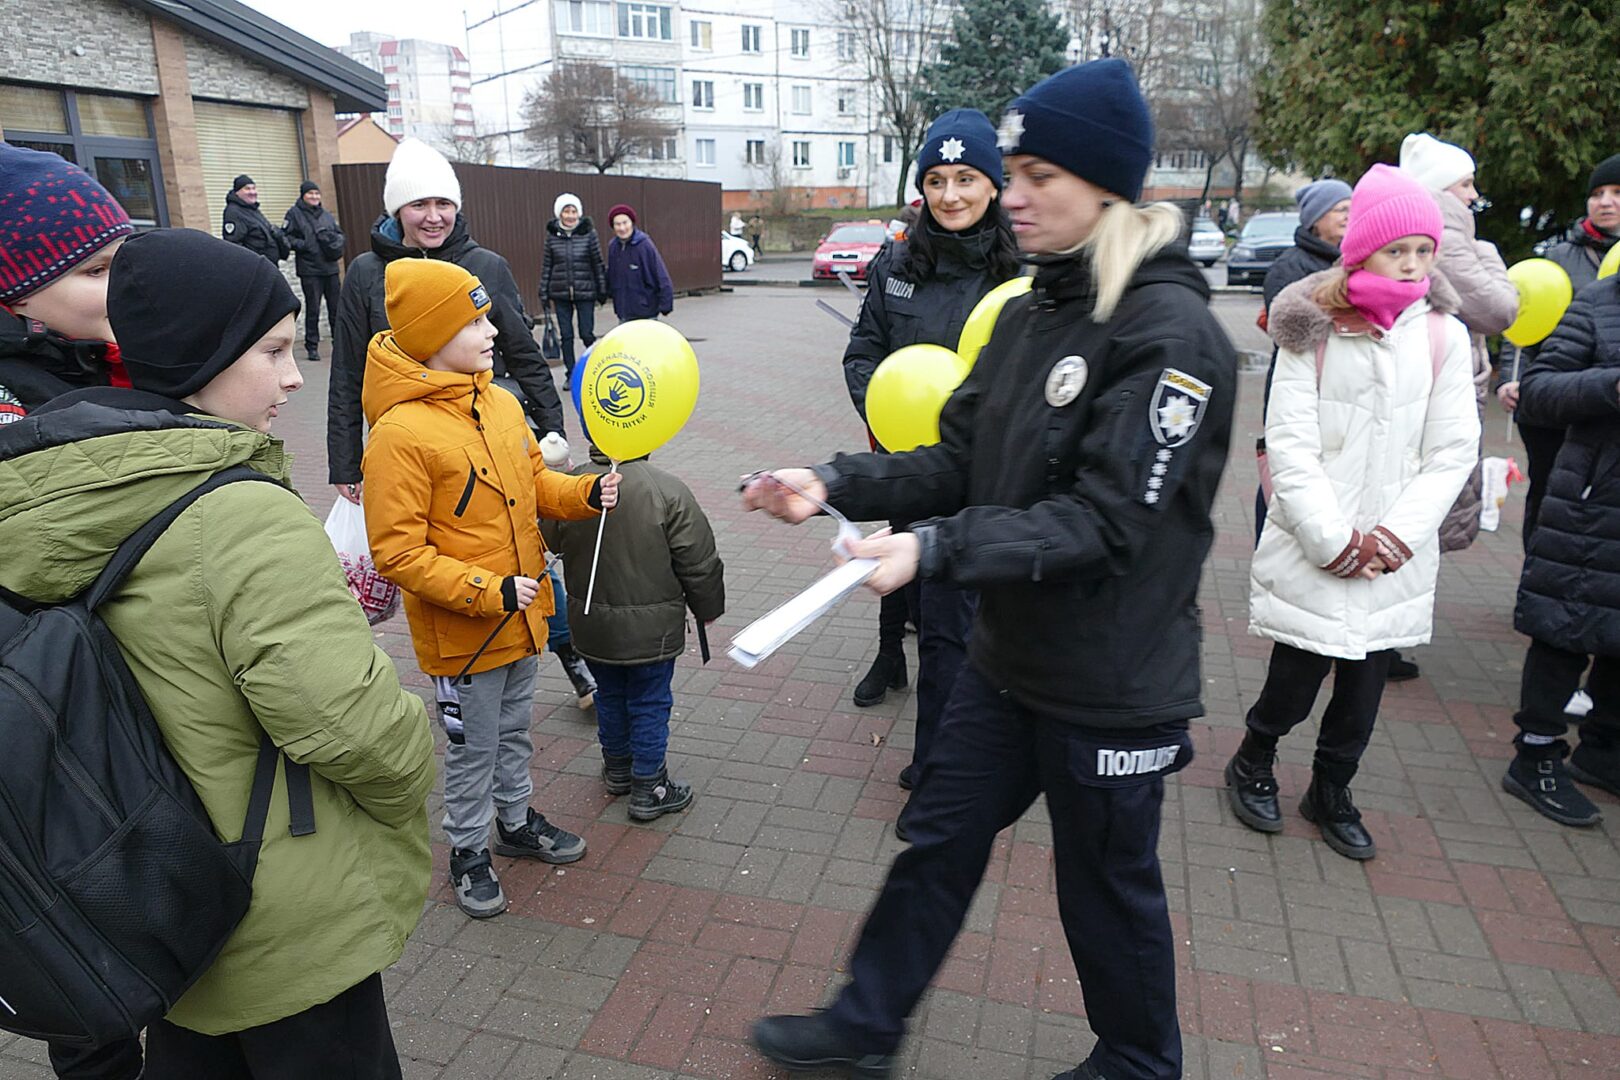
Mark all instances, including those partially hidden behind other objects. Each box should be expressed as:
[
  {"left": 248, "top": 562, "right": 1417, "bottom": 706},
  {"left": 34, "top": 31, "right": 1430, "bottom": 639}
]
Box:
[
  {"left": 744, "top": 59, "right": 1236, "bottom": 1080},
  {"left": 221, "top": 174, "right": 289, "bottom": 266}
]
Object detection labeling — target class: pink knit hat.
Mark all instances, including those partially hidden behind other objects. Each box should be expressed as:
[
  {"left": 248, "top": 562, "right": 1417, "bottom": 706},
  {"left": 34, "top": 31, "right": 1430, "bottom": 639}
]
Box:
[{"left": 1340, "top": 163, "right": 1443, "bottom": 267}]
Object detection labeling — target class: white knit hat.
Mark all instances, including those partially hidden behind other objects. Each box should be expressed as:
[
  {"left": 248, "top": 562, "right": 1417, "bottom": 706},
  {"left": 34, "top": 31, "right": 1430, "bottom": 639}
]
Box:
[
  {"left": 1399, "top": 133, "right": 1476, "bottom": 193},
  {"left": 554, "top": 192, "right": 582, "bottom": 219},
  {"left": 383, "top": 138, "right": 463, "bottom": 216}
]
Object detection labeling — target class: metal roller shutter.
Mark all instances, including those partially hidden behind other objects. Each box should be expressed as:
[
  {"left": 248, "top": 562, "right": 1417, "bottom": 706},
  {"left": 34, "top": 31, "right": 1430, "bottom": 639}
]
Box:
[{"left": 193, "top": 101, "right": 305, "bottom": 238}]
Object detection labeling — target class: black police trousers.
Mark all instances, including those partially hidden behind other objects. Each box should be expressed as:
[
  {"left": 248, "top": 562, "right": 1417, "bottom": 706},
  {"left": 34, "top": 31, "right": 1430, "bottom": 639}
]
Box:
[
  {"left": 912, "top": 581, "right": 976, "bottom": 773},
  {"left": 824, "top": 665, "right": 1186, "bottom": 1080}
]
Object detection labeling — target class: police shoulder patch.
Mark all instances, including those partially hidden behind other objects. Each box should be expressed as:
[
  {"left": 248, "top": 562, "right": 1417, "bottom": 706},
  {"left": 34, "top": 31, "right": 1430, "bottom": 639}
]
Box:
[
  {"left": 224, "top": 222, "right": 236, "bottom": 234},
  {"left": 1148, "top": 368, "right": 1211, "bottom": 448}
]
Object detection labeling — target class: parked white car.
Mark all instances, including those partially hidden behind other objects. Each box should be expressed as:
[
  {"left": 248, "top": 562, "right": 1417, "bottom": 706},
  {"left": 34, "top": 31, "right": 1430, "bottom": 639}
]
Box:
[
  {"left": 1188, "top": 217, "right": 1226, "bottom": 267},
  {"left": 722, "top": 230, "right": 755, "bottom": 272}
]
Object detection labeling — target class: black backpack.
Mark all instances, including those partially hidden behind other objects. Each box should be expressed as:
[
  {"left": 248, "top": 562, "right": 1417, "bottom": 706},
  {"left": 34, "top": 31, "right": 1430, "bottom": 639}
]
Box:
[{"left": 0, "top": 466, "right": 314, "bottom": 1047}]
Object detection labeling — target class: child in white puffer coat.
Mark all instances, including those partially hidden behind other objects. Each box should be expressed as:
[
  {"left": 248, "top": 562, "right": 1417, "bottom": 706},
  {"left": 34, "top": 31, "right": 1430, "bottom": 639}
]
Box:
[{"left": 1228, "top": 164, "right": 1480, "bottom": 862}]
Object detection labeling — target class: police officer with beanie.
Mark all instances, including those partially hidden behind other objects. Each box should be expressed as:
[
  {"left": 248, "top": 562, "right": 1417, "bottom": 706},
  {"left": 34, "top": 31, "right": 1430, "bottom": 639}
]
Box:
[
  {"left": 282, "top": 180, "right": 346, "bottom": 363},
  {"left": 222, "top": 174, "right": 289, "bottom": 266},
  {"left": 744, "top": 59, "right": 1235, "bottom": 1080}
]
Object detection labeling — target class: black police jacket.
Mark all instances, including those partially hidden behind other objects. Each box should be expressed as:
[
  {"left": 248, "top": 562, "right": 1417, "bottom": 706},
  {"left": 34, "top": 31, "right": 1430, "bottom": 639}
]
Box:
[
  {"left": 842, "top": 230, "right": 1009, "bottom": 420},
  {"left": 282, "top": 200, "right": 345, "bottom": 278},
  {"left": 327, "top": 213, "right": 565, "bottom": 485},
  {"left": 540, "top": 217, "right": 609, "bottom": 302},
  {"left": 222, "top": 192, "right": 289, "bottom": 264},
  {"left": 815, "top": 249, "right": 1237, "bottom": 728}
]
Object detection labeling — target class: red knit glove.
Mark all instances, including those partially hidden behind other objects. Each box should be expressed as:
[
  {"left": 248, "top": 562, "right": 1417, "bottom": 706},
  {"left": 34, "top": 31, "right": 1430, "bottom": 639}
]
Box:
[
  {"left": 1324, "top": 529, "right": 1379, "bottom": 578},
  {"left": 1370, "top": 526, "right": 1413, "bottom": 573}
]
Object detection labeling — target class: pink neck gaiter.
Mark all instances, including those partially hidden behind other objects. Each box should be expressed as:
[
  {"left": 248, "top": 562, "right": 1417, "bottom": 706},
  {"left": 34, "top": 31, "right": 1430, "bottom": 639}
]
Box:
[{"left": 1345, "top": 269, "right": 1430, "bottom": 331}]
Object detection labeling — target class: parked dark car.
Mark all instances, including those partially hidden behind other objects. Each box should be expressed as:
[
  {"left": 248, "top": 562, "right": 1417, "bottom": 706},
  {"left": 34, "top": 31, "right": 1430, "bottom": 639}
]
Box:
[{"left": 1226, "top": 212, "right": 1299, "bottom": 288}]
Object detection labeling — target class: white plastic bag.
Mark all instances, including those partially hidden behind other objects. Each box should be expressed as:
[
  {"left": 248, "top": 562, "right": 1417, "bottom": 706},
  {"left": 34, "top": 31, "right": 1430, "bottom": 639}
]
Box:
[
  {"left": 1479, "top": 456, "right": 1520, "bottom": 533},
  {"left": 324, "top": 499, "right": 400, "bottom": 625}
]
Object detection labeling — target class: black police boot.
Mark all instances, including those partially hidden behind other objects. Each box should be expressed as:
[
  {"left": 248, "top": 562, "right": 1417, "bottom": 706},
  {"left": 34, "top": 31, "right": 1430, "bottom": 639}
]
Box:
[
  {"left": 751, "top": 1013, "right": 895, "bottom": 1079},
  {"left": 1504, "top": 750, "right": 1602, "bottom": 826},
  {"left": 1052, "top": 1061, "right": 1109, "bottom": 1080},
  {"left": 1224, "top": 738, "right": 1283, "bottom": 834},
  {"left": 898, "top": 763, "right": 917, "bottom": 790},
  {"left": 629, "top": 766, "right": 693, "bottom": 822},
  {"left": 854, "top": 652, "right": 907, "bottom": 708},
  {"left": 553, "top": 642, "right": 596, "bottom": 709},
  {"left": 602, "top": 752, "right": 633, "bottom": 796},
  {"left": 1568, "top": 741, "right": 1620, "bottom": 799},
  {"left": 1387, "top": 652, "right": 1420, "bottom": 681},
  {"left": 1299, "top": 774, "right": 1376, "bottom": 859}
]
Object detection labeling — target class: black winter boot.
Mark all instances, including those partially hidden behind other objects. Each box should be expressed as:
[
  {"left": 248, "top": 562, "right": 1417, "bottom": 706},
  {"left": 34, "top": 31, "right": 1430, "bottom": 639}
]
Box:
[
  {"left": 1225, "top": 739, "right": 1283, "bottom": 834},
  {"left": 602, "top": 752, "right": 633, "bottom": 796},
  {"left": 751, "top": 1013, "right": 894, "bottom": 1078},
  {"left": 629, "top": 766, "right": 693, "bottom": 822},
  {"left": 1568, "top": 741, "right": 1620, "bottom": 799},
  {"left": 853, "top": 652, "right": 907, "bottom": 708},
  {"left": 1299, "top": 774, "right": 1376, "bottom": 859},
  {"left": 1505, "top": 750, "right": 1602, "bottom": 826},
  {"left": 553, "top": 642, "right": 596, "bottom": 709}
]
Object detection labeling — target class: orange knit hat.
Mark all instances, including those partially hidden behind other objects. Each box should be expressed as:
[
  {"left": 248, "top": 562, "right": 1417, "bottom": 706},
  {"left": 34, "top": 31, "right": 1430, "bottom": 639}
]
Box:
[{"left": 384, "top": 259, "right": 492, "bottom": 361}]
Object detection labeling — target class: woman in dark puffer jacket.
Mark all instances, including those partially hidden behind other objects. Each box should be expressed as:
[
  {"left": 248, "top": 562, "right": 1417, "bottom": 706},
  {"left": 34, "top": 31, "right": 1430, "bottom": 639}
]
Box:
[{"left": 540, "top": 192, "right": 610, "bottom": 389}]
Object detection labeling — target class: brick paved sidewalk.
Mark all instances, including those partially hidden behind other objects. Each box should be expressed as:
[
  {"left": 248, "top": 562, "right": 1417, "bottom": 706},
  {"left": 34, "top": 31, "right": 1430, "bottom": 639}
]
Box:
[{"left": 4, "top": 286, "right": 1616, "bottom": 1079}]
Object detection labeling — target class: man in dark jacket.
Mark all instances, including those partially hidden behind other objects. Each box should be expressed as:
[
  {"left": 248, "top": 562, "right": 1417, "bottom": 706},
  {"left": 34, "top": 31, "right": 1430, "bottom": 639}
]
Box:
[
  {"left": 282, "top": 180, "right": 345, "bottom": 363},
  {"left": 1503, "top": 273, "right": 1620, "bottom": 828},
  {"left": 222, "top": 175, "right": 289, "bottom": 266},
  {"left": 541, "top": 193, "right": 610, "bottom": 388}
]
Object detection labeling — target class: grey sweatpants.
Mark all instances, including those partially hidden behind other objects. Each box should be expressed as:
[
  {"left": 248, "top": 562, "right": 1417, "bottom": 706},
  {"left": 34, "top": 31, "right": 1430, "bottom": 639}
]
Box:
[{"left": 433, "top": 654, "right": 538, "bottom": 851}]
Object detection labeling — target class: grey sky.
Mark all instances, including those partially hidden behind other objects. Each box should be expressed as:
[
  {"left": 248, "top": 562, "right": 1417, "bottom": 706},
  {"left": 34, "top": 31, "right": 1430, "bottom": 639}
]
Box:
[{"left": 244, "top": 0, "right": 488, "bottom": 50}]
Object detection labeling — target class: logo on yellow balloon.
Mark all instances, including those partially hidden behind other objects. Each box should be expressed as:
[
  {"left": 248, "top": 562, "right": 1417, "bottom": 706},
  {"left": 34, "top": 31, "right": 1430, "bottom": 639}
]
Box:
[{"left": 591, "top": 360, "right": 651, "bottom": 425}]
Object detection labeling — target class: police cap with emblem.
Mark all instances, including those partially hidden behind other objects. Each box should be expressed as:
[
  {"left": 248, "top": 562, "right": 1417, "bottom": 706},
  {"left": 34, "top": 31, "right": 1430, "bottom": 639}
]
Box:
[
  {"left": 916, "top": 108, "right": 1003, "bottom": 192},
  {"left": 997, "top": 58, "right": 1154, "bottom": 203}
]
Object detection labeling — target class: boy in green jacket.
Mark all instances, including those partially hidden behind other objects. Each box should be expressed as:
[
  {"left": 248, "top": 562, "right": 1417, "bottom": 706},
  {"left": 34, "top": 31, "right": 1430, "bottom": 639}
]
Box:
[
  {"left": 543, "top": 441, "right": 725, "bottom": 821},
  {"left": 0, "top": 229, "right": 435, "bottom": 1079}
]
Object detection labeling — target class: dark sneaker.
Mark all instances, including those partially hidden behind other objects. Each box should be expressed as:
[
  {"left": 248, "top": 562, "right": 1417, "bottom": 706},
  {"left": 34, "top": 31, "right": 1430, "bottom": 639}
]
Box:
[
  {"left": 1224, "top": 750, "right": 1283, "bottom": 833},
  {"left": 553, "top": 642, "right": 596, "bottom": 709},
  {"left": 1569, "top": 743, "right": 1620, "bottom": 798},
  {"left": 305, "top": 352, "right": 321, "bottom": 364},
  {"left": 1387, "top": 653, "right": 1420, "bottom": 681},
  {"left": 602, "top": 752, "right": 633, "bottom": 796},
  {"left": 898, "top": 764, "right": 917, "bottom": 790},
  {"left": 494, "top": 808, "right": 588, "bottom": 863},
  {"left": 853, "top": 653, "right": 907, "bottom": 707},
  {"left": 449, "top": 847, "right": 506, "bottom": 919},
  {"left": 629, "top": 767, "right": 693, "bottom": 821},
  {"left": 751, "top": 1013, "right": 895, "bottom": 1079},
  {"left": 1299, "top": 776, "right": 1376, "bottom": 859},
  {"left": 1504, "top": 754, "right": 1602, "bottom": 826},
  {"left": 1052, "top": 1062, "right": 1108, "bottom": 1080},
  {"left": 893, "top": 801, "right": 913, "bottom": 843}
]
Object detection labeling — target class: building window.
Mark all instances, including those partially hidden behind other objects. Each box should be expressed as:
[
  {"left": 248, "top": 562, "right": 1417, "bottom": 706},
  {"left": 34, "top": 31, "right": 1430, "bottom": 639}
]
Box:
[
  {"left": 689, "top": 19, "right": 712, "bottom": 49},
  {"left": 836, "top": 86, "right": 855, "bottom": 116},
  {"left": 791, "top": 84, "right": 812, "bottom": 115},
  {"left": 790, "top": 28, "right": 811, "bottom": 58},
  {"left": 692, "top": 80, "right": 714, "bottom": 109},
  {"left": 745, "top": 138, "right": 766, "bottom": 164},
  {"left": 792, "top": 140, "right": 810, "bottom": 167},
  {"left": 695, "top": 138, "right": 716, "bottom": 166},
  {"left": 1153, "top": 148, "right": 1208, "bottom": 170},
  {"left": 618, "top": 2, "right": 673, "bottom": 40},
  {"left": 741, "top": 24, "right": 761, "bottom": 53},
  {"left": 743, "top": 82, "right": 764, "bottom": 111},
  {"left": 882, "top": 135, "right": 895, "bottom": 163},
  {"left": 645, "top": 135, "right": 678, "bottom": 160},
  {"left": 622, "top": 65, "right": 678, "bottom": 103},
  {"left": 837, "top": 32, "right": 857, "bottom": 61},
  {"left": 555, "top": 0, "right": 613, "bottom": 35},
  {"left": 838, "top": 141, "right": 856, "bottom": 168},
  {"left": 893, "top": 30, "right": 913, "bottom": 57}
]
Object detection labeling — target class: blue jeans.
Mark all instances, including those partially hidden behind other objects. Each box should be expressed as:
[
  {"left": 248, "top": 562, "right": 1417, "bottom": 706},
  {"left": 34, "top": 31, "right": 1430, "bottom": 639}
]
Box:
[
  {"left": 546, "top": 559, "right": 570, "bottom": 650},
  {"left": 588, "top": 658, "right": 677, "bottom": 778}
]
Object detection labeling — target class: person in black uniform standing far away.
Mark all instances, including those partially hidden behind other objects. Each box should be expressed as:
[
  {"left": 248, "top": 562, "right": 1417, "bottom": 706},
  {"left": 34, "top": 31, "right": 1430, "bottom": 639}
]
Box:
[
  {"left": 839, "top": 107, "right": 1020, "bottom": 836},
  {"left": 221, "top": 174, "right": 289, "bottom": 266},
  {"left": 743, "top": 58, "right": 1237, "bottom": 1080},
  {"left": 282, "top": 180, "right": 345, "bottom": 363}
]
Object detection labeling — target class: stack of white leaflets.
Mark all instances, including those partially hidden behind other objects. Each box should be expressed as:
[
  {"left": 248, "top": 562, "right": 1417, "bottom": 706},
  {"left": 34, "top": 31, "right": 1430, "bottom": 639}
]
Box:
[{"left": 727, "top": 557, "right": 879, "bottom": 668}]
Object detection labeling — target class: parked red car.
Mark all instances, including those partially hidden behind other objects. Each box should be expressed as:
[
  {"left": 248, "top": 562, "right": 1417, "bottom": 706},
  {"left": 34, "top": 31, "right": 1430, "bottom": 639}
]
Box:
[{"left": 812, "top": 221, "right": 888, "bottom": 281}]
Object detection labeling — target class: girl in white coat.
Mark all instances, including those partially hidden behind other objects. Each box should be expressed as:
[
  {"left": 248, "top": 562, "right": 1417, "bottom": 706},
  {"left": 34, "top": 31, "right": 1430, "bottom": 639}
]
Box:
[{"left": 1227, "top": 164, "right": 1480, "bottom": 861}]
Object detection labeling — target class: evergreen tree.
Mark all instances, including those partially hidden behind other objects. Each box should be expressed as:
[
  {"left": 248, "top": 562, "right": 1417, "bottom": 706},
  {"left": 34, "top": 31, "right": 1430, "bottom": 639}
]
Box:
[
  {"left": 923, "top": 0, "right": 1071, "bottom": 124},
  {"left": 1255, "top": 0, "right": 1620, "bottom": 261}
]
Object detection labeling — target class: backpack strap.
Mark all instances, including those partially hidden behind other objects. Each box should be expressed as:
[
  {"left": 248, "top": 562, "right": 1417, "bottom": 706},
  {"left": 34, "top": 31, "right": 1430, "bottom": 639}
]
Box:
[
  {"left": 83, "top": 465, "right": 317, "bottom": 839},
  {"left": 1426, "top": 311, "right": 1448, "bottom": 381}
]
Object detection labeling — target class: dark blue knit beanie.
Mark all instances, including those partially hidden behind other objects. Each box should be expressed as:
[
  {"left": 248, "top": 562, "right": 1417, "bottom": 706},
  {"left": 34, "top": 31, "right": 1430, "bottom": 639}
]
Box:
[
  {"left": 916, "top": 108, "right": 1004, "bottom": 192},
  {"left": 997, "top": 59, "right": 1154, "bottom": 202}
]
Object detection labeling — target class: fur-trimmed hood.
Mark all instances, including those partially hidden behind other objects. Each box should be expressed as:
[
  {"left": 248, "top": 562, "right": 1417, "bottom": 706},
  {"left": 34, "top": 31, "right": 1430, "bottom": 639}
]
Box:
[{"left": 1269, "top": 265, "right": 1462, "bottom": 354}]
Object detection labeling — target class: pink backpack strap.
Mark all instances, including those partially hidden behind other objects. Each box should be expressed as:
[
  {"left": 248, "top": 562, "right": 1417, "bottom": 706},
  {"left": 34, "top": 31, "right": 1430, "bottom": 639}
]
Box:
[
  {"left": 1314, "top": 337, "right": 1327, "bottom": 382},
  {"left": 1425, "top": 311, "right": 1447, "bottom": 380}
]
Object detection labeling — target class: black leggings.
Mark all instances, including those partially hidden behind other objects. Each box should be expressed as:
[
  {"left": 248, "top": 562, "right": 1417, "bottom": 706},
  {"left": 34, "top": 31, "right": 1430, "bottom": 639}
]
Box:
[{"left": 1245, "top": 642, "right": 1394, "bottom": 786}]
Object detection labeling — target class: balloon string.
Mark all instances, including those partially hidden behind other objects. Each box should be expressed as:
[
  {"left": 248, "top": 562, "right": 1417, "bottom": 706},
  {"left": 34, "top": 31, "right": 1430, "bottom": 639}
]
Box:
[
  {"left": 583, "top": 460, "right": 616, "bottom": 615},
  {"left": 1506, "top": 344, "right": 1520, "bottom": 445}
]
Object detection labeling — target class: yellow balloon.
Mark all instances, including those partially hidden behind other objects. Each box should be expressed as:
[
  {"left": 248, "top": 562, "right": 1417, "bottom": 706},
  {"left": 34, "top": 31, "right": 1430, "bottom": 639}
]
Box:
[
  {"left": 957, "top": 276, "right": 1032, "bottom": 368},
  {"left": 578, "top": 320, "right": 699, "bottom": 461},
  {"left": 1600, "top": 243, "right": 1620, "bottom": 281},
  {"left": 1503, "top": 258, "right": 1574, "bottom": 347},
  {"left": 866, "top": 344, "right": 969, "bottom": 453}
]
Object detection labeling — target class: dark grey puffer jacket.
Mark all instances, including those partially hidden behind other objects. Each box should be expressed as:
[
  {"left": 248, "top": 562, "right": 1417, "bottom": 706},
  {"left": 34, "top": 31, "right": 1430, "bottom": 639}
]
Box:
[
  {"left": 540, "top": 217, "right": 609, "bottom": 302},
  {"left": 1515, "top": 276, "right": 1620, "bottom": 655}
]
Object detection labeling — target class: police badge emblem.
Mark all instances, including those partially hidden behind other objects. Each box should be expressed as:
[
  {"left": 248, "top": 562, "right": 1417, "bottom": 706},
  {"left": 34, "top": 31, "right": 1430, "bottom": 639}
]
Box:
[
  {"left": 1044, "top": 355, "right": 1088, "bottom": 407},
  {"left": 1148, "top": 368, "right": 1212, "bottom": 447}
]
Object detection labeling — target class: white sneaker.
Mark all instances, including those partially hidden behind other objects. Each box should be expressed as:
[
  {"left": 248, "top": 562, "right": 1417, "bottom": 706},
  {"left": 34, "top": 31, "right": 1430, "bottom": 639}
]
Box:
[{"left": 1566, "top": 690, "right": 1593, "bottom": 717}]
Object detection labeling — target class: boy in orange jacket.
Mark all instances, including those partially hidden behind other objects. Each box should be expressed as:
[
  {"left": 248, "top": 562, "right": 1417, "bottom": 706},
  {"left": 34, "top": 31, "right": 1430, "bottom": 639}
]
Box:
[{"left": 362, "top": 258, "right": 618, "bottom": 918}]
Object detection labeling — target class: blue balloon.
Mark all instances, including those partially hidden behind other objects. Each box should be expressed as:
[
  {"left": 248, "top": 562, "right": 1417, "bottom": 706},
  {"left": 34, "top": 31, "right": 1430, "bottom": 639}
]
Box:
[{"left": 570, "top": 346, "right": 594, "bottom": 445}]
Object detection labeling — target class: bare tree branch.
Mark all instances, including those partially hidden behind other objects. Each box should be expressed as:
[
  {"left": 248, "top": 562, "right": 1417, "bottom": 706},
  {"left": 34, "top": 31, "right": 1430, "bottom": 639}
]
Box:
[{"left": 520, "top": 63, "right": 678, "bottom": 174}]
